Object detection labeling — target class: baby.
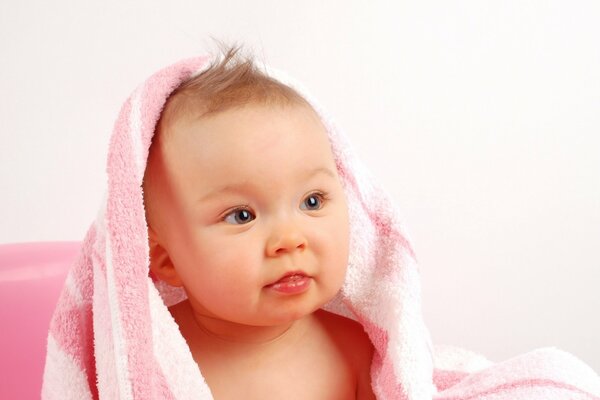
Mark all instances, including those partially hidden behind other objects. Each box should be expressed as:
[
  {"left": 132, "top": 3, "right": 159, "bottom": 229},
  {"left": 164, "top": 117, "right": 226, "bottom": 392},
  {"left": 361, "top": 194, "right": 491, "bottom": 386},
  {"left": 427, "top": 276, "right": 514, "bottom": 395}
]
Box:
[{"left": 142, "top": 46, "right": 376, "bottom": 399}]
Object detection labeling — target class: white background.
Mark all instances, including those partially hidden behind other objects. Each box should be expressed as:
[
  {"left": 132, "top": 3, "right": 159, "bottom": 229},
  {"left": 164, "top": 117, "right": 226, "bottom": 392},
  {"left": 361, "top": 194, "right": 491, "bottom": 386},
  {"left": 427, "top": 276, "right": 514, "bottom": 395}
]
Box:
[{"left": 1, "top": 1, "right": 598, "bottom": 372}]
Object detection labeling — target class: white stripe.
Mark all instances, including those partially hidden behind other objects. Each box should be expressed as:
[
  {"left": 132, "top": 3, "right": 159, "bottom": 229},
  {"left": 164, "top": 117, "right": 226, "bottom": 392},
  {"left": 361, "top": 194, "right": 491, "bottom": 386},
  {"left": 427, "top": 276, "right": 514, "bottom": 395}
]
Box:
[
  {"left": 105, "top": 230, "right": 135, "bottom": 400},
  {"left": 147, "top": 280, "right": 214, "bottom": 399},
  {"left": 129, "top": 86, "right": 145, "bottom": 183},
  {"left": 92, "top": 194, "right": 119, "bottom": 397},
  {"left": 95, "top": 199, "right": 134, "bottom": 400},
  {"left": 93, "top": 257, "right": 119, "bottom": 398},
  {"left": 42, "top": 335, "right": 94, "bottom": 400}
]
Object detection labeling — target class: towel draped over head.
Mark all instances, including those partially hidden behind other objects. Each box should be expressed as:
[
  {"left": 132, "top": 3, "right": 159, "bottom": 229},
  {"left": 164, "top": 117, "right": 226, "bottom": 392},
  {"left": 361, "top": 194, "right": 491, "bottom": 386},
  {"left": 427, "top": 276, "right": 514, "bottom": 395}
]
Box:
[{"left": 42, "top": 55, "right": 600, "bottom": 399}]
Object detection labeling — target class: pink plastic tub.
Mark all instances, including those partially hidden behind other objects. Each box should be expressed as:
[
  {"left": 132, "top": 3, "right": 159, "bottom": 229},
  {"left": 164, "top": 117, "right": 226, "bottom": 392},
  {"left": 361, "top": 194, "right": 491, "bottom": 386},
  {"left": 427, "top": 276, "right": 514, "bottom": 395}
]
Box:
[{"left": 0, "top": 242, "right": 80, "bottom": 399}]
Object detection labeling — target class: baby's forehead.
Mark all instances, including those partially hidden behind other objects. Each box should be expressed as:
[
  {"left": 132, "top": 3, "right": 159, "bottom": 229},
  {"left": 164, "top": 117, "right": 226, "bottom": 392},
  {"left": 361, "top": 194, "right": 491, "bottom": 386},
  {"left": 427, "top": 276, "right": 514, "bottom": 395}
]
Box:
[
  {"left": 159, "top": 101, "right": 328, "bottom": 150},
  {"left": 157, "top": 103, "right": 335, "bottom": 177}
]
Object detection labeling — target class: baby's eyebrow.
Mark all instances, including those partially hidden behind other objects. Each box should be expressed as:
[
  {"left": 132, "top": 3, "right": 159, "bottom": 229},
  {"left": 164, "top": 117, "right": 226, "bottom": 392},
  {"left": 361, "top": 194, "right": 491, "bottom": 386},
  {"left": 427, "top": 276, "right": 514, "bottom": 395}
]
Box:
[
  {"left": 197, "top": 181, "right": 254, "bottom": 203},
  {"left": 198, "top": 166, "right": 336, "bottom": 203},
  {"left": 303, "top": 166, "right": 336, "bottom": 180}
]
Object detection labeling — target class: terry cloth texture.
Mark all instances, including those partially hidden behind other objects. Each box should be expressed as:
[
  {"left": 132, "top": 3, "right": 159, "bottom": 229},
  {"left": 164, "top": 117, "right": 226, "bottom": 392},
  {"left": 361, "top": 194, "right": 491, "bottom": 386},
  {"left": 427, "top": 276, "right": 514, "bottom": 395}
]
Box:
[{"left": 42, "top": 54, "right": 600, "bottom": 399}]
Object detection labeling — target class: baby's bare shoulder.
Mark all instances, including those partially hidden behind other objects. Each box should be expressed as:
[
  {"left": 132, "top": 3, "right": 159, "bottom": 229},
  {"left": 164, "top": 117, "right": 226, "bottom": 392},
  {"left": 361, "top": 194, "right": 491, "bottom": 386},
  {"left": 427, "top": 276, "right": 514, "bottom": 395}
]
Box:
[
  {"left": 314, "top": 309, "right": 376, "bottom": 399},
  {"left": 314, "top": 309, "right": 374, "bottom": 367}
]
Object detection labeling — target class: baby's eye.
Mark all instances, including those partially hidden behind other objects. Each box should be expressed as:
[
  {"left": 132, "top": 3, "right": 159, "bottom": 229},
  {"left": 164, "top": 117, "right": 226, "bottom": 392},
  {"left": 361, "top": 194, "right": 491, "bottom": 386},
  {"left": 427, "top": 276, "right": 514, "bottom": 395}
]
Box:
[
  {"left": 300, "top": 192, "right": 328, "bottom": 211},
  {"left": 223, "top": 208, "right": 255, "bottom": 225}
]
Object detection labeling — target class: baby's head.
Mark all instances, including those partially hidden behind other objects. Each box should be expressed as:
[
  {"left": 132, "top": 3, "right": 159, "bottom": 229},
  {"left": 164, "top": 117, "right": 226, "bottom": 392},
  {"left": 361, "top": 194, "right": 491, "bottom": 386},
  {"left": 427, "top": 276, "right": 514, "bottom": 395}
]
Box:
[{"left": 142, "top": 46, "right": 350, "bottom": 328}]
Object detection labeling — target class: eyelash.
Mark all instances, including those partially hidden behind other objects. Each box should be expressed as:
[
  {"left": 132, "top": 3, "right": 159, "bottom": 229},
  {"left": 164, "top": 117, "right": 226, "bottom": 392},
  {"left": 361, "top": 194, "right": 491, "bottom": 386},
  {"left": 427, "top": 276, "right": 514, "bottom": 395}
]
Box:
[
  {"left": 221, "top": 204, "right": 254, "bottom": 225},
  {"left": 302, "top": 190, "right": 329, "bottom": 211},
  {"left": 221, "top": 191, "right": 331, "bottom": 224}
]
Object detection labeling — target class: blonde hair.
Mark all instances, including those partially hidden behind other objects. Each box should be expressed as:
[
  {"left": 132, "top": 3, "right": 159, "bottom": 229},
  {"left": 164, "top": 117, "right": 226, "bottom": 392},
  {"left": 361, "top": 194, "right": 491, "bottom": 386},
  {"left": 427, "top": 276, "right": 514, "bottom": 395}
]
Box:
[{"left": 156, "top": 42, "right": 310, "bottom": 138}]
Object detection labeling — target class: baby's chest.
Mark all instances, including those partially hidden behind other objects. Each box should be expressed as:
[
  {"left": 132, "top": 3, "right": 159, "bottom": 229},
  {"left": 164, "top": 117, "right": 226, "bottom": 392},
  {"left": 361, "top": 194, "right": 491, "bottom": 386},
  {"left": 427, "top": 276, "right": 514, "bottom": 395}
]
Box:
[{"left": 198, "top": 345, "right": 357, "bottom": 400}]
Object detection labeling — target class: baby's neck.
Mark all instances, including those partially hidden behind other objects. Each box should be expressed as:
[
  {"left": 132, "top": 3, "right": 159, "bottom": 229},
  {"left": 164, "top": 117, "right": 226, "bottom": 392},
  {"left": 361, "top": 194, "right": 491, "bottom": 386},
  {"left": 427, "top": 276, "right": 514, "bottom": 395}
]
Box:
[
  {"left": 172, "top": 300, "right": 310, "bottom": 348},
  {"left": 192, "top": 313, "right": 303, "bottom": 346}
]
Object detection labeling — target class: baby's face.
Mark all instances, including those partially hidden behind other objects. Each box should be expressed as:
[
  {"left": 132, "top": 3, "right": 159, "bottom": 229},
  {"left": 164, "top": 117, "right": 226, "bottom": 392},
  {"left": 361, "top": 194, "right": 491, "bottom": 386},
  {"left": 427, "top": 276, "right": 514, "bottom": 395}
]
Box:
[{"left": 150, "top": 103, "right": 349, "bottom": 326}]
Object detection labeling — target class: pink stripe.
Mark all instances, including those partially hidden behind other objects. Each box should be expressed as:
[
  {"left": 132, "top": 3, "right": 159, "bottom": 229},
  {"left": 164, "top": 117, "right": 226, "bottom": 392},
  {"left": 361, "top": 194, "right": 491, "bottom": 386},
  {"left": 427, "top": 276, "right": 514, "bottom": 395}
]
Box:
[
  {"left": 435, "top": 377, "right": 600, "bottom": 400},
  {"left": 107, "top": 97, "right": 162, "bottom": 398},
  {"left": 336, "top": 155, "right": 417, "bottom": 266},
  {"left": 378, "top": 355, "right": 407, "bottom": 400},
  {"left": 433, "top": 369, "right": 470, "bottom": 392},
  {"left": 71, "top": 225, "right": 97, "bottom": 297},
  {"left": 344, "top": 300, "right": 406, "bottom": 399},
  {"left": 49, "top": 286, "right": 97, "bottom": 398},
  {"left": 48, "top": 226, "right": 99, "bottom": 398},
  {"left": 105, "top": 58, "right": 209, "bottom": 399}
]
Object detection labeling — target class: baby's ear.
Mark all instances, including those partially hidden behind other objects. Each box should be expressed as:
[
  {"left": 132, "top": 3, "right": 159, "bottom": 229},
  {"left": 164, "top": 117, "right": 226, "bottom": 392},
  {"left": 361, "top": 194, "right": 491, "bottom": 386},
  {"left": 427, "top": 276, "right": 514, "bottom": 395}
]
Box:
[{"left": 148, "top": 226, "right": 184, "bottom": 287}]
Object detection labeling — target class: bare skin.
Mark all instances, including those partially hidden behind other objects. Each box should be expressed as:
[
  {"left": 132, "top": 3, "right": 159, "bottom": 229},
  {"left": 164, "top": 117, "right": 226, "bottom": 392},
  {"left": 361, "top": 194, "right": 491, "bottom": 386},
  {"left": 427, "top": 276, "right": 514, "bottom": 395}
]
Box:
[
  {"left": 146, "top": 104, "right": 377, "bottom": 398},
  {"left": 170, "top": 301, "right": 376, "bottom": 400}
]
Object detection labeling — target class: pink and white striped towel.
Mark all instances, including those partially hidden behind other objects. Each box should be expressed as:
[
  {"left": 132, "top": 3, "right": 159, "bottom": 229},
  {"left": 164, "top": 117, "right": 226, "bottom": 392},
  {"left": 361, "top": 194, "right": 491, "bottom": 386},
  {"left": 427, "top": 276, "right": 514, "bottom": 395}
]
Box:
[{"left": 42, "top": 54, "right": 600, "bottom": 399}]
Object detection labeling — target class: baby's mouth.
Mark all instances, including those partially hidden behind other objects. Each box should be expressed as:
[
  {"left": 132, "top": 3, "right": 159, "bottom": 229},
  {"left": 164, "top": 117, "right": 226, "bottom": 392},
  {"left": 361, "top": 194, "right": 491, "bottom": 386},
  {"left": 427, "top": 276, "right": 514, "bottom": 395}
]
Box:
[{"left": 265, "top": 271, "right": 312, "bottom": 294}]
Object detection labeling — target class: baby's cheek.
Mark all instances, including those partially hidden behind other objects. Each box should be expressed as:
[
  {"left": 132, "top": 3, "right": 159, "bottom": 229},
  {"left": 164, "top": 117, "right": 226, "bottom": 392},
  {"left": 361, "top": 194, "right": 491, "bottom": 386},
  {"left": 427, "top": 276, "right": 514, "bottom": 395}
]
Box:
[
  {"left": 331, "top": 239, "right": 351, "bottom": 289},
  {"left": 200, "top": 257, "right": 259, "bottom": 294},
  {"left": 319, "top": 251, "right": 347, "bottom": 295}
]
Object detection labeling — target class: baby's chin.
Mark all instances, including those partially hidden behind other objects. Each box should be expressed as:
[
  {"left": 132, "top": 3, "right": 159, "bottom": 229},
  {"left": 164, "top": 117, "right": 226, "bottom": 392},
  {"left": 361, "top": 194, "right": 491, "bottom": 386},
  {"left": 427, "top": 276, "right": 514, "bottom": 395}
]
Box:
[
  {"left": 184, "top": 280, "right": 344, "bottom": 328},
  {"left": 257, "top": 290, "right": 342, "bottom": 326},
  {"left": 213, "top": 298, "right": 328, "bottom": 329}
]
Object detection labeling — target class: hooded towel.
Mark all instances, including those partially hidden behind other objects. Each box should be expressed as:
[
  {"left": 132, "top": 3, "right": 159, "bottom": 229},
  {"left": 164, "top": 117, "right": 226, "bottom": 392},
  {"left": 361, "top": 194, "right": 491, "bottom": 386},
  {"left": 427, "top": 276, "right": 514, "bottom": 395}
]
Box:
[{"left": 42, "top": 54, "right": 600, "bottom": 400}]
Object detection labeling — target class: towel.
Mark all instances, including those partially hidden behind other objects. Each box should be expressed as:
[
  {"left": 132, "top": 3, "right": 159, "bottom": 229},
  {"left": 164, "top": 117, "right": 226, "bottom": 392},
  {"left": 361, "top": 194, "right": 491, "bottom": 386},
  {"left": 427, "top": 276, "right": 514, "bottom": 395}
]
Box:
[{"left": 42, "top": 54, "right": 600, "bottom": 399}]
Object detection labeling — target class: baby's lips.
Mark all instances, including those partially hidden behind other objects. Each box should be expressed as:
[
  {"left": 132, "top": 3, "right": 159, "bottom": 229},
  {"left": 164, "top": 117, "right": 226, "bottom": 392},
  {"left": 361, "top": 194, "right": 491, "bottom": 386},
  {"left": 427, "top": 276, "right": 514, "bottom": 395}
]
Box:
[
  {"left": 264, "top": 271, "right": 313, "bottom": 295},
  {"left": 265, "top": 270, "right": 310, "bottom": 287}
]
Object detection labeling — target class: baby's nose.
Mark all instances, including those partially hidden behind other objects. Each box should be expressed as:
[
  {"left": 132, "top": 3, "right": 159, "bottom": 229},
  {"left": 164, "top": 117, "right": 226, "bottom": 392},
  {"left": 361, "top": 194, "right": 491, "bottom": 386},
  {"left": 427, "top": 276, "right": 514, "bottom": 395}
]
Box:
[{"left": 265, "top": 223, "right": 307, "bottom": 257}]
